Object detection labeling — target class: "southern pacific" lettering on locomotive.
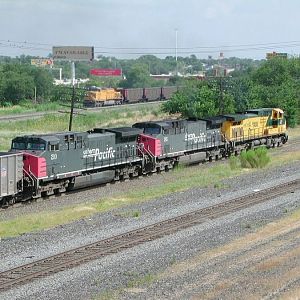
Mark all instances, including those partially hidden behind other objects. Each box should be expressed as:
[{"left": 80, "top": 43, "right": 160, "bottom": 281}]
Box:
[
  {"left": 184, "top": 133, "right": 206, "bottom": 143},
  {"left": 83, "top": 147, "right": 116, "bottom": 161}
]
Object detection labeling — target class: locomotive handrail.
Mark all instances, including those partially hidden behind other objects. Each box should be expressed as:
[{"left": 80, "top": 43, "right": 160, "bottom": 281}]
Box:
[{"left": 23, "top": 166, "right": 37, "bottom": 190}]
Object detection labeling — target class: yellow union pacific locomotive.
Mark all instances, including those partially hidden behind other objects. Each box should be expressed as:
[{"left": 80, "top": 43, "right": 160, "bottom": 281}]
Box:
[
  {"left": 221, "top": 108, "right": 287, "bottom": 147},
  {"left": 83, "top": 87, "right": 122, "bottom": 107}
]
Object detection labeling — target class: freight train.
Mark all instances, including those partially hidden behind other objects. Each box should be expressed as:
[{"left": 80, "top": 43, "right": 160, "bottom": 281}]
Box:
[
  {"left": 0, "top": 108, "right": 288, "bottom": 207},
  {"left": 83, "top": 86, "right": 179, "bottom": 107}
]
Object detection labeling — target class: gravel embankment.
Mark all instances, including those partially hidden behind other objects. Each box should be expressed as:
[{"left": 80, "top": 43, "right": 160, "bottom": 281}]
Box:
[{"left": 0, "top": 154, "right": 299, "bottom": 299}]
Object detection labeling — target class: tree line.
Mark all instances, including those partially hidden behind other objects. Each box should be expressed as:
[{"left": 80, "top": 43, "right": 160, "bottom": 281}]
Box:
[
  {"left": 163, "top": 57, "right": 300, "bottom": 127},
  {"left": 0, "top": 54, "right": 299, "bottom": 126}
]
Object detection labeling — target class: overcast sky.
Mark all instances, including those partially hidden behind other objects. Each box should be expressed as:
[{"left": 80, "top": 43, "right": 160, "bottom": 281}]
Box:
[{"left": 1, "top": 0, "right": 300, "bottom": 59}]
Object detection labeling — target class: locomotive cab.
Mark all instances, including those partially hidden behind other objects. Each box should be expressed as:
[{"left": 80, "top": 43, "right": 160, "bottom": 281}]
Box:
[
  {"left": 11, "top": 136, "right": 47, "bottom": 152},
  {"left": 133, "top": 120, "right": 187, "bottom": 157},
  {"left": 244, "top": 108, "right": 287, "bottom": 136}
]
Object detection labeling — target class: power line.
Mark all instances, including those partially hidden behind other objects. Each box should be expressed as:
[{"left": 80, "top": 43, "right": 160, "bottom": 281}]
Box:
[
  {"left": 2, "top": 38, "right": 300, "bottom": 50},
  {"left": 1, "top": 39, "right": 300, "bottom": 56}
]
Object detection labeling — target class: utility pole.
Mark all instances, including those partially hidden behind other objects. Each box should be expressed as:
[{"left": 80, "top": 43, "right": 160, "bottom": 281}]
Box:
[
  {"left": 175, "top": 29, "right": 178, "bottom": 76},
  {"left": 69, "top": 61, "right": 76, "bottom": 131},
  {"left": 219, "top": 76, "right": 224, "bottom": 115},
  {"left": 34, "top": 86, "right": 37, "bottom": 104}
]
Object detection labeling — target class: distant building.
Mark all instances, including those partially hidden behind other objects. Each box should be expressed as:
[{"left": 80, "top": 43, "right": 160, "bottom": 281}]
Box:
[
  {"left": 266, "top": 52, "right": 288, "bottom": 59},
  {"left": 150, "top": 71, "right": 205, "bottom": 81},
  {"left": 53, "top": 78, "right": 89, "bottom": 86}
]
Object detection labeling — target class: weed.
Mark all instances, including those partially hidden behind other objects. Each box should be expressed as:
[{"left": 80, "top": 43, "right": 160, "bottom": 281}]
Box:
[
  {"left": 174, "top": 163, "right": 186, "bottom": 172},
  {"left": 127, "top": 272, "right": 157, "bottom": 288},
  {"left": 170, "top": 255, "right": 177, "bottom": 265},
  {"left": 229, "top": 156, "right": 240, "bottom": 170},
  {"left": 244, "top": 223, "right": 252, "bottom": 229},
  {"left": 213, "top": 182, "right": 223, "bottom": 189},
  {"left": 240, "top": 147, "right": 270, "bottom": 169},
  {"left": 151, "top": 109, "right": 159, "bottom": 117},
  {"left": 92, "top": 290, "right": 118, "bottom": 300},
  {"left": 132, "top": 211, "right": 141, "bottom": 218}
]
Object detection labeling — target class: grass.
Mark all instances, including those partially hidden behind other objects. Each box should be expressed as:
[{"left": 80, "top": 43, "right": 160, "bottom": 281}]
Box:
[
  {"left": 93, "top": 272, "right": 157, "bottom": 300},
  {"left": 126, "top": 272, "right": 157, "bottom": 288},
  {"left": 236, "top": 147, "right": 270, "bottom": 169},
  {"left": 0, "top": 101, "right": 63, "bottom": 116},
  {"left": 0, "top": 103, "right": 167, "bottom": 151},
  {"left": 288, "top": 126, "right": 300, "bottom": 138}
]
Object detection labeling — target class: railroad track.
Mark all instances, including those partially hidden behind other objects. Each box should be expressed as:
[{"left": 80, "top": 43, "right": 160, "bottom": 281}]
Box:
[
  {"left": 0, "top": 101, "right": 163, "bottom": 122},
  {"left": 0, "top": 178, "right": 299, "bottom": 293}
]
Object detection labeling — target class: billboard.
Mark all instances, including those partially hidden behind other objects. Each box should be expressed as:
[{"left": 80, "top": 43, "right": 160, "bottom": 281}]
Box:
[
  {"left": 31, "top": 58, "right": 53, "bottom": 66},
  {"left": 90, "top": 68, "right": 122, "bottom": 76},
  {"left": 266, "top": 52, "right": 288, "bottom": 59},
  {"left": 52, "top": 46, "right": 94, "bottom": 61}
]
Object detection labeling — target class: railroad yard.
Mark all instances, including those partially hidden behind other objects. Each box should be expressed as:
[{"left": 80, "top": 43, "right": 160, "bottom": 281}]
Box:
[
  {"left": 2, "top": 1, "right": 300, "bottom": 299},
  {"left": 0, "top": 129, "right": 299, "bottom": 300}
]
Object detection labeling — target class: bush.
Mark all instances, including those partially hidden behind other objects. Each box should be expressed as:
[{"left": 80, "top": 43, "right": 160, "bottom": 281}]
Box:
[
  {"left": 239, "top": 147, "right": 270, "bottom": 169},
  {"left": 229, "top": 156, "right": 240, "bottom": 169},
  {"left": 255, "top": 146, "right": 271, "bottom": 167}
]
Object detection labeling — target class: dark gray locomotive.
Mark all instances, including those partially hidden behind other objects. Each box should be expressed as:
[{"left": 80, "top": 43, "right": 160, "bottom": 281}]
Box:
[{"left": 9, "top": 127, "right": 143, "bottom": 202}]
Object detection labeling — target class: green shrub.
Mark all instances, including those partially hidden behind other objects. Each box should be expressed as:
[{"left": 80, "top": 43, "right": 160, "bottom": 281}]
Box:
[
  {"left": 255, "top": 146, "right": 270, "bottom": 167},
  {"left": 229, "top": 156, "right": 240, "bottom": 170},
  {"left": 239, "top": 147, "right": 270, "bottom": 169}
]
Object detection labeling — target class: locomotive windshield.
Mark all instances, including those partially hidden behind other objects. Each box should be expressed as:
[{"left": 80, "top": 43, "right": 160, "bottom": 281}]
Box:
[{"left": 11, "top": 137, "right": 46, "bottom": 151}]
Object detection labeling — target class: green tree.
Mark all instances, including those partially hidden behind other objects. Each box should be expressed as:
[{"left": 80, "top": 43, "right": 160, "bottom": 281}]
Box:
[
  {"left": 163, "top": 80, "right": 235, "bottom": 118},
  {"left": 30, "top": 67, "right": 53, "bottom": 100},
  {"left": 120, "top": 63, "right": 153, "bottom": 88},
  {"left": 250, "top": 58, "right": 300, "bottom": 126},
  {"left": 1, "top": 70, "right": 35, "bottom": 104}
]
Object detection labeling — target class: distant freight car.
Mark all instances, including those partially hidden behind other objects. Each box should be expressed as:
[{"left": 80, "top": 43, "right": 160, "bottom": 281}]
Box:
[
  {"left": 160, "top": 86, "right": 178, "bottom": 99},
  {"left": 84, "top": 86, "right": 179, "bottom": 107},
  {"left": 120, "top": 88, "right": 144, "bottom": 103}
]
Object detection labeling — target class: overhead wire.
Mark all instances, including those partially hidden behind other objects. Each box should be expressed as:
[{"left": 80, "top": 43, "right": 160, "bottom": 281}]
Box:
[{"left": 1, "top": 39, "right": 300, "bottom": 56}]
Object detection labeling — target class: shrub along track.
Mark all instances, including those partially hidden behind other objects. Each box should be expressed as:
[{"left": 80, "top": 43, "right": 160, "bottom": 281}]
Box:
[{"left": 0, "top": 178, "right": 299, "bottom": 293}]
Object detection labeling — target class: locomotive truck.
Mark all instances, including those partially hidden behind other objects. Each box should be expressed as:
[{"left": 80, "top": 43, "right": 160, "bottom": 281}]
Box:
[{"left": 0, "top": 108, "right": 287, "bottom": 207}]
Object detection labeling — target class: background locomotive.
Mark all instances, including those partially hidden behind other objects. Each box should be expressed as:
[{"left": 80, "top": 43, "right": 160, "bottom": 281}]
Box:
[
  {"left": 83, "top": 86, "right": 179, "bottom": 107},
  {"left": 0, "top": 108, "right": 287, "bottom": 207}
]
